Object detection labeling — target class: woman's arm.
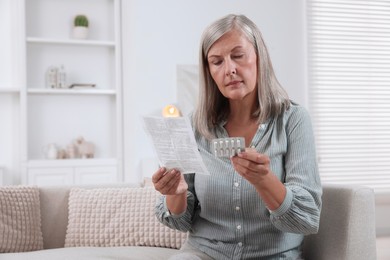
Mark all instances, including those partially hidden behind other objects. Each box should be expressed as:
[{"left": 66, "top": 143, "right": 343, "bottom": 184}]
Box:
[
  {"left": 269, "top": 106, "right": 322, "bottom": 234},
  {"left": 153, "top": 170, "right": 198, "bottom": 232},
  {"left": 232, "top": 106, "right": 322, "bottom": 234}
]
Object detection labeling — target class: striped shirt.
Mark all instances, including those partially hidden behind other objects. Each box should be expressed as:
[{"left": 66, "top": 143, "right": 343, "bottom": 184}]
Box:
[{"left": 155, "top": 104, "right": 322, "bottom": 259}]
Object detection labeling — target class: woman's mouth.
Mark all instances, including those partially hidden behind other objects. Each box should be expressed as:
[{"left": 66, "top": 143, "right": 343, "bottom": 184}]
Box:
[{"left": 226, "top": 80, "right": 242, "bottom": 87}]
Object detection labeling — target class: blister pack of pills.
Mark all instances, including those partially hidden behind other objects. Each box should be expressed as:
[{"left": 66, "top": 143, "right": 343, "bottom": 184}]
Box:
[{"left": 212, "top": 137, "right": 245, "bottom": 158}]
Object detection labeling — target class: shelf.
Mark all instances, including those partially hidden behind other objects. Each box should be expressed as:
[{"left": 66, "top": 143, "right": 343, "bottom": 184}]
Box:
[
  {"left": 28, "top": 88, "right": 116, "bottom": 95},
  {"left": 0, "top": 88, "right": 20, "bottom": 94},
  {"left": 27, "top": 37, "right": 115, "bottom": 47},
  {"left": 14, "top": 0, "right": 124, "bottom": 185},
  {"left": 28, "top": 158, "right": 117, "bottom": 168}
]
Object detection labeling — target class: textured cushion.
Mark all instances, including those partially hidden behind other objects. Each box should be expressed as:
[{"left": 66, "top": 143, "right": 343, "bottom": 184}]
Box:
[
  {"left": 65, "top": 187, "right": 187, "bottom": 248},
  {"left": 0, "top": 186, "right": 44, "bottom": 253}
]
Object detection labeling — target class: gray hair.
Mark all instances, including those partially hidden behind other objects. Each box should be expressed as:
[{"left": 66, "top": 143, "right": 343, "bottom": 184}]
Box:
[{"left": 193, "top": 14, "right": 290, "bottom": 140}]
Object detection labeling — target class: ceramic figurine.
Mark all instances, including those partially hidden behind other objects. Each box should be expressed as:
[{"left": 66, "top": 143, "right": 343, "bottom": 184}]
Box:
[{"left": 75, "top": 136, "right": 95, "bottom": 158}]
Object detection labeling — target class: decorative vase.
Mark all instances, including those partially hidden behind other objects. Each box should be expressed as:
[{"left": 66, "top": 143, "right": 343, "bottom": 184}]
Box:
[
  {"left": 44, "top": 144, "right": 58, "bottom": 160},
  {"left": 72, "top": 26, "right": 88, "bottom": 39}
]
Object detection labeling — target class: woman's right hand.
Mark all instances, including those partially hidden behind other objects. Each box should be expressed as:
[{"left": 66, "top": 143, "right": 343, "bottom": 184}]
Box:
[{"left": 152, "top": 167, "right": 188, "bottom": 195}]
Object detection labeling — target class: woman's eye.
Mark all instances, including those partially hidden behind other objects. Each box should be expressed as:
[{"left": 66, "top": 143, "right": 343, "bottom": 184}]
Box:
[
  {"left": 211, "top": 60, "right": 222, "bottom": 66},
  {"left": 233, "top": 54, "right": 244, "bottom": 59}
]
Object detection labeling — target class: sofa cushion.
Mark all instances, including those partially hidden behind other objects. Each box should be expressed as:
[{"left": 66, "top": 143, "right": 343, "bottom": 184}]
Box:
[
  {"left": 0, "top": 186, "right": 44, "bottom": 253},
  {"left": 65, "top": 187, "right": 187, "bottom": 249}
]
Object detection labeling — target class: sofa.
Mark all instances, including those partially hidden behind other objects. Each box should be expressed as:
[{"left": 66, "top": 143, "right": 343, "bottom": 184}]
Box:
[{"left": 0, "top": 183, "right": 377, "bottom": 260}]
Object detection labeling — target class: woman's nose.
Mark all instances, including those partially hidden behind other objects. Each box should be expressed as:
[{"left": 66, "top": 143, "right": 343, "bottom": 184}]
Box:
[{"left": 225, "top": 59, "right": 236, "bottom": 76}]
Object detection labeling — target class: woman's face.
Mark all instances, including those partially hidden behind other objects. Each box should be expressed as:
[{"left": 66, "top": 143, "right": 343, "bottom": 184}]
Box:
[{"left": 207, "top": 29, "right": 258, "bottom": 101}]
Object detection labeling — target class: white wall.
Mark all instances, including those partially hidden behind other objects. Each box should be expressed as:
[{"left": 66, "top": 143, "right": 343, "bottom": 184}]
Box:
[
  {"left": 0, "top": 0, "right": 13, "bottom": 86},
  {"left": 122, "top": 0, "right": 307, "bottom": 183},
  {"left": 0, "top": 0, "right": 20, "bottom": 185}
]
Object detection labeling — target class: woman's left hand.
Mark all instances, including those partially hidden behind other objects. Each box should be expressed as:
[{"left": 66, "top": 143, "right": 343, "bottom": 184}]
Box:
[{"left": 231, "top": 148, "right": 271, "bottom": 186}]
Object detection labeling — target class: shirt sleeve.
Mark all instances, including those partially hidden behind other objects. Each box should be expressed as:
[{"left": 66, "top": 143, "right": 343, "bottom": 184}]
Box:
[
  {"left": 154, "top": 173, "right": 198, "bottom": 233},
  {"left": 269, "top": 106, "right": 323, "bottom": 235}
]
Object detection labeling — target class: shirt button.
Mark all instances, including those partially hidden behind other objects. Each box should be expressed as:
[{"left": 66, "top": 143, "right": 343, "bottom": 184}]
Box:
[
  {"left": 235, "top": 206, "right": 240, "bottom": 211},
  {"left": 234, "top": 182, "right": 239, "bottom": 187},
  {"left": 238, "top": 242, "right": 243, "bottom": 247},
  {"left": 237, "top": 225, "right": 241, "bottom": 230}
]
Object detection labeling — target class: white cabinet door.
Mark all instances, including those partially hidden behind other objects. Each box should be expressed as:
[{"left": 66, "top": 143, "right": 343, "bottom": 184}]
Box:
[
  {"left": 28, "top": 167, "right": 73, "bottom": 186},
  {"left": 74, "top": 166, "right": 117, "bottom": 185}
]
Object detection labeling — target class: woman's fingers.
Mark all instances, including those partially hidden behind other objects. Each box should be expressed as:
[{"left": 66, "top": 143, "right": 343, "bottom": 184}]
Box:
[
  {"left": 238, "top": 150, "right": 269, "bottom": 165},
  {"left": 152, "top": 168, "right": 182, "bottom": 194},
  {"left": 232, "top": 151, "right": 270, "bottom": 178},
  {"left": 151, "top": 167, "right": 166, "bottom": 184}
]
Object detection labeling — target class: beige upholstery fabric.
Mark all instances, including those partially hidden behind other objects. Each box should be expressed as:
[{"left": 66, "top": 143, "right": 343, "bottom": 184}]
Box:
[
  {"left": 39, "top": 186, "right": 73, "bottom": 249},
  {"left": 302, "top": 184, "right": 377, "bottom": 260},
  {"left": 65, "top": 187, "right": 187, "bottom": 249},
  {"left": 39, "top": 183, "right": 139, "bottom": 249},
  {"left": 0, "top": 186, "right": 44, "bottom": 253}
]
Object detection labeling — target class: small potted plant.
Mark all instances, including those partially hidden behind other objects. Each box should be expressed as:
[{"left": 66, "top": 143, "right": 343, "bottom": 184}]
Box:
[{"left": 72, "top": 14, "right": 89, "bottom": 39}]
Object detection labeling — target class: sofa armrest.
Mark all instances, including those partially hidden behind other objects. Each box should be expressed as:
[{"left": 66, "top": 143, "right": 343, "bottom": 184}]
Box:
[{"left": 302, "top": 184, "right": 377, "bottom": 260}]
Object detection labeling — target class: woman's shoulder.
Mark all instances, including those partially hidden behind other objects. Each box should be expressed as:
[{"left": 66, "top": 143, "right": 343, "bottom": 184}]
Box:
[{"left": 283, "top": 101, "right": 313, "bottom": 127}]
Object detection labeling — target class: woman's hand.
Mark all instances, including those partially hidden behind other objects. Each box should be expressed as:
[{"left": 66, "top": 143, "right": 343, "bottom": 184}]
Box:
[
  {"left": 152, "top": 167, "right": 188, "bottom": 195},
  {"left": 231, "top": 148, "right": 287, "bottom": 210},
  {"left": 152, "top": 167, "right": 189, "bottom": 215},
  {"left": 230, "top": 148, "right": 271, "bottom": 186}
]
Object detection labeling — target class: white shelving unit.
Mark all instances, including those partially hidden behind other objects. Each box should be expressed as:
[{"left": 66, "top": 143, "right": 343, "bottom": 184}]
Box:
[
  {"left": 27, "top": 158, "right": 117, "bottom": 186},
  {"left": 26, "top": 37, "right": 116, "bottom": 47},
  {"left": 0, "top": 0, "right": 123, "bottom": 186},
  {"left": 0, "top": 89, "right": 20, "bottom": 94},
  {"left": 27, "top": 88, "right": 117, "bottom": 95}
]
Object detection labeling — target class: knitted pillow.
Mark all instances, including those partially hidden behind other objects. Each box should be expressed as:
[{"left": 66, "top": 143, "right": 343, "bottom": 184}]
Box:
[
  {"left": 0, "top": 186, "right": 44, "bottom": 253},
  {"left": 65, "top": 187, "right": 187, "bottom": 249}
]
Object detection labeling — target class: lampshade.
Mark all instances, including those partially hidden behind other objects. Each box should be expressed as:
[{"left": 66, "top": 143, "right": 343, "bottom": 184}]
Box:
[{"left": 162, "top": 104, "right": 181, "bottom": 117}]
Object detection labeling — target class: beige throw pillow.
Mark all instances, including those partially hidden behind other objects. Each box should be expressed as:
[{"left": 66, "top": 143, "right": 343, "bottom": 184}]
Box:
[
  {"left": 65, "top": 187, "right": 187, "bottom": 249},
  {"left": 0, "top": 186, "right": 44, "bottom": 253}
]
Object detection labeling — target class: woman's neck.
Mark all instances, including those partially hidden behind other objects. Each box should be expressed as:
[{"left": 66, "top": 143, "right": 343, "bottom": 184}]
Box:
[
  {"left": 228, "top": 95, "right": 258, "bottom": 125},
  {"left": 225, "top": 97, "right": 259, "bottom": 146}
]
